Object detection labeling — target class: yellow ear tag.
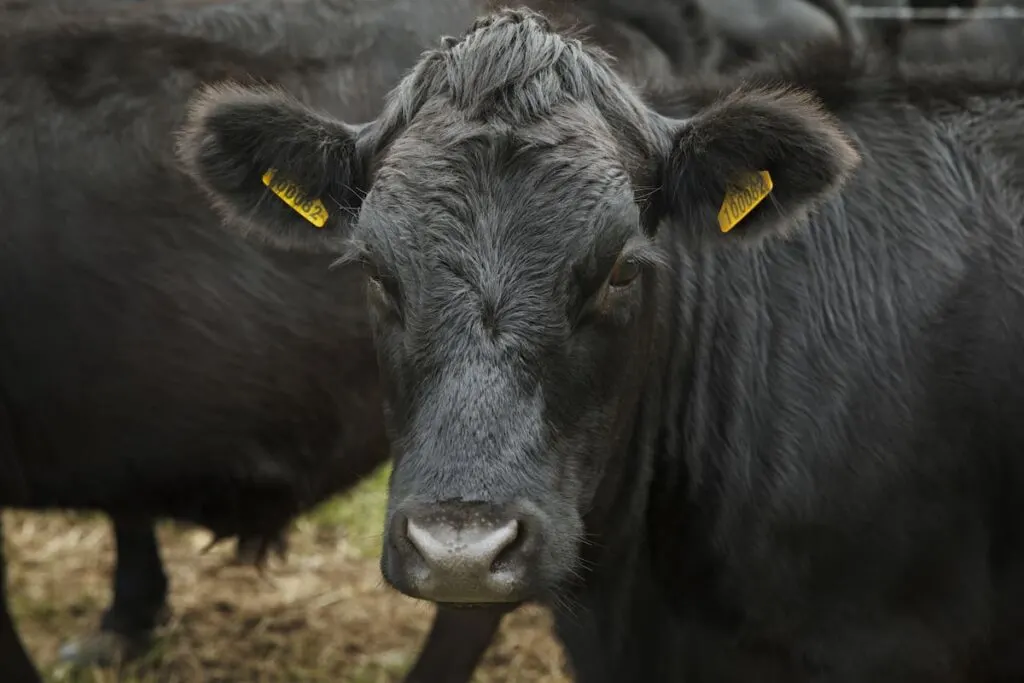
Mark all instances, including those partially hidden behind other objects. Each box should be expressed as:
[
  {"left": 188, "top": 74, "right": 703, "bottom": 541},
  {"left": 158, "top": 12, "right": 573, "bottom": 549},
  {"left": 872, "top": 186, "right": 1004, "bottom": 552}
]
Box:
[
  {"left": 261, "top": 169, "right": 329, "bottom": 228},
  {"left": 717, "top": 170, "right": 773, "bottom": 233}
]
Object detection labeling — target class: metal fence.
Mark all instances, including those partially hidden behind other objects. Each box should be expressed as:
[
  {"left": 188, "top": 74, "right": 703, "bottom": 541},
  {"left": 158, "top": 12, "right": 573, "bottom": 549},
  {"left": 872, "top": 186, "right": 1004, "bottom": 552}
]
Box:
[{"left": 847, "top": 5, "right": 1024, "bottom": 20}]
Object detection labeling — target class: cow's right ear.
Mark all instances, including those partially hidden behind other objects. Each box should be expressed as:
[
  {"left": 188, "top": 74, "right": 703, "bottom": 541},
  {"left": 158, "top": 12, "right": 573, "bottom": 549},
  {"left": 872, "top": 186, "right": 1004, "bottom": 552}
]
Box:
[{"left": 177, "top": 83, "right": 369, "bottom": 253}]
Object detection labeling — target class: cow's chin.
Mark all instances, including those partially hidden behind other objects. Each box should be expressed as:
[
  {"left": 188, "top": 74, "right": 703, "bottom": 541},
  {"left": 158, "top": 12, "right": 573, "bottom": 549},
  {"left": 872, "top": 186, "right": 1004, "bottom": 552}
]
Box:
[{"left": 379, "top": 546, "right": 562, "bottom": 605}]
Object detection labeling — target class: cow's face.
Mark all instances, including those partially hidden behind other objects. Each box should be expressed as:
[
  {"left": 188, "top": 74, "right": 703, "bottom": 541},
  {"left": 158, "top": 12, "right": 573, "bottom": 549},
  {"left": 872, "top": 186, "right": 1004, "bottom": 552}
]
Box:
[
  {"left": 350, "top": 102, "right": 666, "bottom": 604},
  {"left": 179, "top": 10, "right": 857, "bottom": 606}
]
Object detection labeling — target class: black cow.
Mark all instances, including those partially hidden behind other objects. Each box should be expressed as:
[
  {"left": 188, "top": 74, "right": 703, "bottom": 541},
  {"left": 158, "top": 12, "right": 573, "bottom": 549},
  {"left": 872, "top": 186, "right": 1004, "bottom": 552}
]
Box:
[
  {"left": 697, "top": 0, "right": 850, "bottom": 44},
  {"left": 898, "top": 0, "right": 1024, "bottom": 63},
  {"left": 180, "top": 7, "right": 1024, "bottom": 682},
  {"left": 0, "top": 0, "right": 736, "bottom": 678},
  {"left": 852, "top": 0, "right": 985, "bottom": 55},
  {"left": 695, "top": 0, "right": 861, "bottom": 70},
  {"left": 558, "top": 0, "right": 862, "bottom": 77}
]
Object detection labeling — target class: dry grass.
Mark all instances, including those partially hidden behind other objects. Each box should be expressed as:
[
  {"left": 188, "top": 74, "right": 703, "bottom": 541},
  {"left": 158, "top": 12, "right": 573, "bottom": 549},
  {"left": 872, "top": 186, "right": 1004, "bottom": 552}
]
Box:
[{"left": 4, "top": 465, "right": 571, "bottom": 682}]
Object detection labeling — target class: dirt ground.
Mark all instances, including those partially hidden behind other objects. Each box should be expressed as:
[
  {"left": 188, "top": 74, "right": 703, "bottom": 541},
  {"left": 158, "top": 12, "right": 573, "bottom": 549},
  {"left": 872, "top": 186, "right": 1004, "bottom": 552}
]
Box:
[{"left": 4, "top": 467, "right": 570, "bottom": 682}]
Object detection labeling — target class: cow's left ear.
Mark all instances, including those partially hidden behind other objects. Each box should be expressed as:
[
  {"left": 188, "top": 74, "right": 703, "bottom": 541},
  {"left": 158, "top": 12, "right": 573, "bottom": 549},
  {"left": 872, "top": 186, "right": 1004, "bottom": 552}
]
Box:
[{"left": 657, "top": 87, "right": 860, "bottom": 243}]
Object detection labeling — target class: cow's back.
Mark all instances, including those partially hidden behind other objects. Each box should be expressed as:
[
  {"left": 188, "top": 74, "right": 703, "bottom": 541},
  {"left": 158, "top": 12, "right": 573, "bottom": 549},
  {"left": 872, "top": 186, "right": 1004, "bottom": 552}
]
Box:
[
  {"left": 0, "top": 150, "right": 384, "bottom": 520},
  {"left": 0, "top": 17, "right": 391, "bottom": 537}
]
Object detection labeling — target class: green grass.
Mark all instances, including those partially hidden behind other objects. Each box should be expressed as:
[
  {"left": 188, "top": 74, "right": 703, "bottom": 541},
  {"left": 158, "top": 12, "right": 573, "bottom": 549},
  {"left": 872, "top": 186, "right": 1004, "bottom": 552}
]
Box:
[{"left": 300, "top": 463, "right": 392, "bottom": 558}]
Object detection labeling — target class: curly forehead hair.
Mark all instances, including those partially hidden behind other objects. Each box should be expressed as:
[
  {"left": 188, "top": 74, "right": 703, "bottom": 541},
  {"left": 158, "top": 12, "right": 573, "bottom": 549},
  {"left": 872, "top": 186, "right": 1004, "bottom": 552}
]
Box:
[{"left": 371, "top": 7, "right": 657, "bottom": 144}]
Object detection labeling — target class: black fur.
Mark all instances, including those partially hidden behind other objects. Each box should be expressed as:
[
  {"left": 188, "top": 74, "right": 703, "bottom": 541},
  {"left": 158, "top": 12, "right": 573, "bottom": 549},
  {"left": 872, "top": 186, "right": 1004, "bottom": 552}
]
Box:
[
  {"left": 184, "top": 8, "right": 1024, "bottom": 682},
  {"left": 0, "top": 1, "right": 502, "bottom": 680},
  {"left": 1, "top": 0, "right": 753, "bottom": 678}
]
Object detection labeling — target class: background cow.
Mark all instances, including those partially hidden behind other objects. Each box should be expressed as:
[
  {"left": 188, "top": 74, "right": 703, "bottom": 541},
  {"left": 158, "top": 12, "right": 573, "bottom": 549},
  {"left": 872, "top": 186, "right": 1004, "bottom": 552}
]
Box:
[
  {"left": 0, "top": 0, "right": 501, "bottom": 680},
  {"left": 853, "top": 0, "right": 987, "bottom": 54},
  {"left": 898, "top": 0, "right": 1024, "bottom": 62}
]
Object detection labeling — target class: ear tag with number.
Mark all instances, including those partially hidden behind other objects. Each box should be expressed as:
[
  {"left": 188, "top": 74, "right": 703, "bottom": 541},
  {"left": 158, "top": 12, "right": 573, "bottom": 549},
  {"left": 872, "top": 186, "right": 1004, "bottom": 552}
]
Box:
[
  {"left": 261, "top": 169, "right": 330, "bottom": 228},
  {"left": 717, "top": 170, "right": 773, "bottom": 233}
]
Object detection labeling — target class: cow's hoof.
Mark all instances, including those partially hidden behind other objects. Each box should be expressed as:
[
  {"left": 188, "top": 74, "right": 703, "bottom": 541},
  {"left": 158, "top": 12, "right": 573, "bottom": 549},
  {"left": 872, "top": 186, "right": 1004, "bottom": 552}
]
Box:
[{"left": 56, "top": 630, "right": 151, "bottom": 668}]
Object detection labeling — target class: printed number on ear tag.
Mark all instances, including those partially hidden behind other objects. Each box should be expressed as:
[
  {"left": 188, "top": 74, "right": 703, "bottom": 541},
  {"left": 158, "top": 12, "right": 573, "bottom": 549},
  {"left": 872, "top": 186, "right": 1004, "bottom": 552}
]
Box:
[
  {"left": 261, "top": 169, "right": 330, "bottom": 228},
  {"left": 717, "top": 170, "right": 773, "bottom": 233}
]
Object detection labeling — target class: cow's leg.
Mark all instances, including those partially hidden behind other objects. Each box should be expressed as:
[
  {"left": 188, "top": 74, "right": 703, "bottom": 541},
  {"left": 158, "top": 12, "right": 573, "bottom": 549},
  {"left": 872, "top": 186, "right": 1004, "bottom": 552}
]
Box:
[
  {"left": 58, "top": 515, "right": 168, "bottom": 667},
  {"left": 0, "top": 518, "right": 42, "bottom": 683},
  {"left": 401, "top": 605, "right": 508, "bottom": 683}
]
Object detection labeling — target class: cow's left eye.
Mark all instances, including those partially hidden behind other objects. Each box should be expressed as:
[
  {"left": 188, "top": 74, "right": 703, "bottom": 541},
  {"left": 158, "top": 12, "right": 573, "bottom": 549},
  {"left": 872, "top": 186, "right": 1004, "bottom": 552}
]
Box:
[{"left": 608, "top": 257, "right": 641, "bottom": 287}]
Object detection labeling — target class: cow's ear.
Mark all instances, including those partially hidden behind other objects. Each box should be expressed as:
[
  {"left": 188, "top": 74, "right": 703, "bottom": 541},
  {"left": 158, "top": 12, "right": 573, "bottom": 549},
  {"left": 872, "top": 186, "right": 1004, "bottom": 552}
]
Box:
[
  {"left": 177, "top": 83, "right": 369, "bottom": 254},
  {"left": 658, "top": 87, "right": 859, "bottom": 244}
]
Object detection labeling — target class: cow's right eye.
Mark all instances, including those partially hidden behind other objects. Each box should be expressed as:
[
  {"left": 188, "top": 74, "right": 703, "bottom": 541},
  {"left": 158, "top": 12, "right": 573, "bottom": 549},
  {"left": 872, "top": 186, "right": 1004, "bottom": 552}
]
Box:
[
  {"left": 361, "top": 259, "right": 403, "bottom": 320},
  {"left": 608, "top": 257, "right": 641, "bottom": 288}
]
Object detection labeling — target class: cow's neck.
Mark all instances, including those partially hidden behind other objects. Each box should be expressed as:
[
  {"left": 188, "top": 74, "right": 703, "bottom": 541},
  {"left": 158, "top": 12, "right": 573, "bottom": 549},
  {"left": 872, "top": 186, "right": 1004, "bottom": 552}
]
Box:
[
  {"left": 548, "top": 255, "right": 685, "bottom": 681},
  {"left": 646, "top": 234, "right": 773, "bottom": 508},
  {"left": 553, "top": 436, "right": 684, "bottom": 682},
  {"left": 553, "top": 230, "right": 752, "bottom": 677},
  {"left": 635, "top": 233, "right": 784, "bottom": 628}
]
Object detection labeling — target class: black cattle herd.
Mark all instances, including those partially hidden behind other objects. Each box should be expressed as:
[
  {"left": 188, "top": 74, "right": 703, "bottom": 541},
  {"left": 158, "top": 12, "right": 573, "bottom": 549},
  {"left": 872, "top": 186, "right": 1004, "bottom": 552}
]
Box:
[{"left": 2, "top": 0, "right": 1024, "bottom": 681}]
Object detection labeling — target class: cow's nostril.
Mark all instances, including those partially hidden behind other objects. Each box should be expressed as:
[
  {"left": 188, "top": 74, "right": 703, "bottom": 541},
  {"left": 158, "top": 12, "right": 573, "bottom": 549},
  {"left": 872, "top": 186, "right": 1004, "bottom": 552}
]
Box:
[{"left": 490, "top": 520, "right": 526, "bottom": 572}]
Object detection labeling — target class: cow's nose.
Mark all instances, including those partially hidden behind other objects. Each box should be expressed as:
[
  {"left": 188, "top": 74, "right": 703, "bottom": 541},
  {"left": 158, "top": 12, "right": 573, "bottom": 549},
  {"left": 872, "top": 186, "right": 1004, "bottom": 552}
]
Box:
[
  {"left": 387, "top": 502, "right": 534, "bottom": 603},
  {"left": 407, "top": 516, "right": 519, "bottom": 574}
]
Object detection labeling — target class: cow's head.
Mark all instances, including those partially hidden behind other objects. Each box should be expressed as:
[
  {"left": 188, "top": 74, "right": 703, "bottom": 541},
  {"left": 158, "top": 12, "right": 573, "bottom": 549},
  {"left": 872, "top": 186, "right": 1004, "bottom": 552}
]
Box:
[{"left": 178, "top": 9, "right": 858, "bottom": 606}]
